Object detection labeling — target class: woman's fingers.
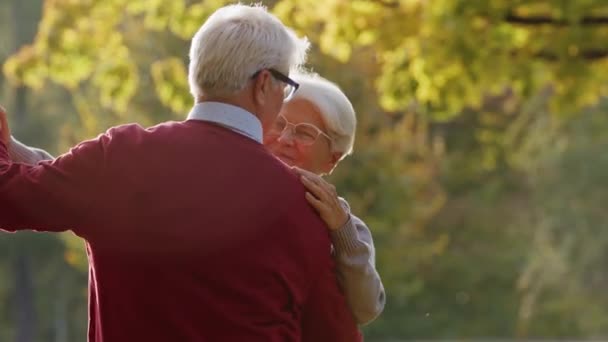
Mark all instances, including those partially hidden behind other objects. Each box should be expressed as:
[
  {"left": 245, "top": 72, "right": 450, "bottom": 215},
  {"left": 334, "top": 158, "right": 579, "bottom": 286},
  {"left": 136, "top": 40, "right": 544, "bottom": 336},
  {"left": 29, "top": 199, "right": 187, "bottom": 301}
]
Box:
[
  {"left": 296, "top": 168, "right": 343, "bottom": 223},
  {"left": 307, "top": 174, "right": 337, "bottom": 199},
  {"left": 292, "top": 166, "right": 317, "bottom": 179},
  {"left": 300, "top": 175, "right": 329, "bottom": 201},
  {"left": 301, "top": 173, "right": 348, "bottom": 231},
  {"left": 305, "top": 192, "right": 328, "bottom": 213},
  {"left": 326, "top": 183, "right": 337, "bottom": 197},
  {"left": 298, "top": 171, "right": 331, "bottom": 194}
]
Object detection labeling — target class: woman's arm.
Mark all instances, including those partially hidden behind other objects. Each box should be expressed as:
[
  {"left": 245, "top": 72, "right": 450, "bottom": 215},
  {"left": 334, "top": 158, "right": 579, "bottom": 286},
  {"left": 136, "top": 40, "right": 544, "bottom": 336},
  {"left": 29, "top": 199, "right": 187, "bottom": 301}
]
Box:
[
  {"left": 295, "top": 167, "right": 386, "bottom": 325},
  {"left": 9, "top": 137, "right": 55, "bottom": 164},
  {"left": 0, "top": 108, "right": 54, "bottom": 163},
  {"left": 330, "top": 199, "right": 386, "bottom": 325}
]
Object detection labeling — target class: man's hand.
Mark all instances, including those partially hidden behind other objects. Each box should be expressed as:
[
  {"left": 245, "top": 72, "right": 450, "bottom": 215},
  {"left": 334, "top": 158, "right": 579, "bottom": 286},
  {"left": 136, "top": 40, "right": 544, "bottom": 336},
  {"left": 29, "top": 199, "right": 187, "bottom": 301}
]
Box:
[
  {"left": 0, "top": 105, "right": 10, "bottom": 146},
  {"left": 293, "top": 166, "right": 349, "bottom": 231}
]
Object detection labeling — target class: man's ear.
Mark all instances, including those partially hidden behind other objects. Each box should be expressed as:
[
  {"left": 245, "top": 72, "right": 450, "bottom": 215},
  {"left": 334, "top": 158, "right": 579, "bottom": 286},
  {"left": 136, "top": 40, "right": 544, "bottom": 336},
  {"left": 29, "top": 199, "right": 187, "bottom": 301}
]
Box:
[{"left": 253, "top": 70, "right": 272, "bottom": 106}]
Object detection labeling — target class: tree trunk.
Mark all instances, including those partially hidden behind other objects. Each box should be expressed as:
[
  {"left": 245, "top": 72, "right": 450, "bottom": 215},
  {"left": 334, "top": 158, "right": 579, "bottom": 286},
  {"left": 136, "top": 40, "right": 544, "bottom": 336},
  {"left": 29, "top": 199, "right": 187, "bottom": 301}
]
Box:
[
  {"left": 14, "top": 252, "right": 36, "bottom": 342},
  {"left": 11, "top": 0, "right": 38, "bottom": 340},
  {"left": 10, "top": 0, "right": 31, "bottom": 131},
  {"left": 54, "top": 276, "right": 68, "bottom": 342}
]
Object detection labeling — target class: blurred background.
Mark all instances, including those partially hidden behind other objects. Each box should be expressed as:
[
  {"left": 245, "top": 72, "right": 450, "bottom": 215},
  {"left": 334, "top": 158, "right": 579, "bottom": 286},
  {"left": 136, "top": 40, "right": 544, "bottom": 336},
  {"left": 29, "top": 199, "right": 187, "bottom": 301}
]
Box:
[{"left": 2, "top": 0, "right": 608, "bottom": 341}]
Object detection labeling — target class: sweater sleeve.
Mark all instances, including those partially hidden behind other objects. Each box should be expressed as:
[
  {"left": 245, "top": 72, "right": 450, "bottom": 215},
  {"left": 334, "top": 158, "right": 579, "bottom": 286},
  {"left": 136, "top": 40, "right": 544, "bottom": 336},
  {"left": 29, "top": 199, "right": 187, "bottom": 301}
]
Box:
[
  {"left": 8, "top": 136, "right": 54, "bottom": 164},
  {"left": 330, "top": 198, "right": 386, "bottom": 325},
  {"left": 0, "top": 131, "right": 110, "bottom": 237}
]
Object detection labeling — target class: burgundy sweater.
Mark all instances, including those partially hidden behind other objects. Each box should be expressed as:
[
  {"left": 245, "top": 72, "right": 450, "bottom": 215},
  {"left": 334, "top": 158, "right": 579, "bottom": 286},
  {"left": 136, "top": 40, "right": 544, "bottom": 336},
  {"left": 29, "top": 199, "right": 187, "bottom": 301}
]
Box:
[{"left": 0, "top": 121, "right": 361, "bottom": 341}]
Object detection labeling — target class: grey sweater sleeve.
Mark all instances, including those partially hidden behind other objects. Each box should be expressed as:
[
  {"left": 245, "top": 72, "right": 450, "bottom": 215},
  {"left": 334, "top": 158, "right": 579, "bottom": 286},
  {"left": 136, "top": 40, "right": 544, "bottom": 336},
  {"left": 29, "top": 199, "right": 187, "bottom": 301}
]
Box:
[
  {"left": 330, "top": 198, "right": 386, "bottom": 325},
  {"left": 8, "top": 136, "right": 54, "bottom": 164}
]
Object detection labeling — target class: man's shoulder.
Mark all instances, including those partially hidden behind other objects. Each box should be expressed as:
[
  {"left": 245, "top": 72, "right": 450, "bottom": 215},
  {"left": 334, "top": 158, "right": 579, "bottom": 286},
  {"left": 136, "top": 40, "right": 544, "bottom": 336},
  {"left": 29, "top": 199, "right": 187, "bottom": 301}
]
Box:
[
  {"left": 266, "top": 162, "right": 329, "bottom": 236},
  {"left": 106, "top": 122, "right": 147, "bottom": 135},
  {"left": 100, "top": 122, "right": 148, "bottom": 143},
  {"left": 245, "top": 156, "right": 314, "bottom": 218},
  {"left": 106, "top": 121, "right": 184, "bottom": 136},
  {"left": 99, "top": 121, "right": 188, "bottom": 146},
  {"left": 257, "top": 156, "right": 304, "bottom": 196}
]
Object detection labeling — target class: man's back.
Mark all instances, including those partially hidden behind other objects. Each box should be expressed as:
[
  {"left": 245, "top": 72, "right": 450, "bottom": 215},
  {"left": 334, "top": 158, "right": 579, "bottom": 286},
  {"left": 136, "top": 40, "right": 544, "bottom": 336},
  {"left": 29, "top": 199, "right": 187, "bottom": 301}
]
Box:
[
  {"left": 85, "top": 120, "right": 334, "bottom": 341},
  {"left": 0, "top": 120, "right": 358, "bottom": 341}
]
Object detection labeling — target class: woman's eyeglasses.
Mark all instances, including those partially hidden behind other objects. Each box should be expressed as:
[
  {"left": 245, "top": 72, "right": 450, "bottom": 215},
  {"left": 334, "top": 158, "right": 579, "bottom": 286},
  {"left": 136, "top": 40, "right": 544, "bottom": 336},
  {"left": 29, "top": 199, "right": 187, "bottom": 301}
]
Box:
[{"left": 266, "top": 114, "right": 332, "bottom": 146}]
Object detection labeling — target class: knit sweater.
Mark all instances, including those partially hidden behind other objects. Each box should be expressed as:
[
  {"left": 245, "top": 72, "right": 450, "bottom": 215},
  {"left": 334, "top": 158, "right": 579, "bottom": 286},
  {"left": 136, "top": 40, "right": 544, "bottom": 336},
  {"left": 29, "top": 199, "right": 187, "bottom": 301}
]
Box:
[{"left": 1, "top": 121, "right": 361, "bottom": 341}]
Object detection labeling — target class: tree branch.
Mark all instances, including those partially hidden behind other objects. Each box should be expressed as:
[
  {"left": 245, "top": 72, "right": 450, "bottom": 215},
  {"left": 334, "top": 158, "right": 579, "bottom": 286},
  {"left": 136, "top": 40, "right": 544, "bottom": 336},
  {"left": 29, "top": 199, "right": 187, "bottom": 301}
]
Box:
[
  {"left": 533, "top": 49, "right": 608, "bottom": 61},
  {"left": 505, "top": 12, "right": 608, "bottom": 26},
  {"left": 367, "top": 0, "right": 399, "bottom": 9}
]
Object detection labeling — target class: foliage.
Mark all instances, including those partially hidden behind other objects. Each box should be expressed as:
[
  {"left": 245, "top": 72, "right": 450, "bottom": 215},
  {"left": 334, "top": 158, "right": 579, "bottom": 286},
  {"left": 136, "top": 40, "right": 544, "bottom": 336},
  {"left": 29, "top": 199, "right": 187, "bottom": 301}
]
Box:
[
  {"left": 3, "top": 0, "right": 608, "bottom": 341},
  {"left": 276, "top": 0, "right": 608, "bottom": 119}
]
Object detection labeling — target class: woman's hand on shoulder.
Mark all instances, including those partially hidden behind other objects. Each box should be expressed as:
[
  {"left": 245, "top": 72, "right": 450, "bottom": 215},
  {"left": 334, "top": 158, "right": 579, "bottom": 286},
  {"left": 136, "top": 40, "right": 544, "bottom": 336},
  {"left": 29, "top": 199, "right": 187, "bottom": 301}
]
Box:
[{"left": 292, "top": 166, "right": 349, "bottom": 231}]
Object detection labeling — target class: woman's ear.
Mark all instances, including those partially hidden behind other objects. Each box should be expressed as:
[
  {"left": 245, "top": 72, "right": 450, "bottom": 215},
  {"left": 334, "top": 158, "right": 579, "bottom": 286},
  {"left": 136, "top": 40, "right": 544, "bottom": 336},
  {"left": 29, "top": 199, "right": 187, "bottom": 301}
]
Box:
[
  {"left": 330, "top": 152, "right": 343, "bottom": 166},
  {"left": 323, "top": 152, "right": 343, "bottom": 175}
]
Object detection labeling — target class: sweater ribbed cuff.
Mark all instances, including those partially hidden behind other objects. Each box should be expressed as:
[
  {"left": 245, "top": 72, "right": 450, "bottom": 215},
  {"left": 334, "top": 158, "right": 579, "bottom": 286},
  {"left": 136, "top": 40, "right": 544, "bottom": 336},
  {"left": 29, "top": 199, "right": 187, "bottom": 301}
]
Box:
[
  {"left": 9, "top": 136, "right": 34, "bottom": 163},
  {"left": 330, "top": 215, "right": 361, "bottom": 256}
]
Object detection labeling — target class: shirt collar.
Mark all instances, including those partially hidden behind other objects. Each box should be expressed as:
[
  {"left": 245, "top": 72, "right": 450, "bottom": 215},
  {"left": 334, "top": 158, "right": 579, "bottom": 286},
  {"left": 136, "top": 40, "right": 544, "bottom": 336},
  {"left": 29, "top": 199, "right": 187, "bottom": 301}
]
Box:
[{"left": 186, "top": 102, "right": 263, "bottom": 144}]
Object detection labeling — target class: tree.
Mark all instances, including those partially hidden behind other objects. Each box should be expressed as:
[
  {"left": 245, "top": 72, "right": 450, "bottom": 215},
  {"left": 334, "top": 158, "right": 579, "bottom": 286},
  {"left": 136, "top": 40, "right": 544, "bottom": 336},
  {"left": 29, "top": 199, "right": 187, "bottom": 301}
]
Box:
[
  {"left": 8, "top": 1, "right": 608, "bottom": 123},
  {"left": 275, "top": 0, "right": 608, "bottom": 118},
  {"left": 1, "top": 1, "right": 90, "bottom": 341},
  {"left": 510, "top": 99, "right": 608, "bottom": 337}
]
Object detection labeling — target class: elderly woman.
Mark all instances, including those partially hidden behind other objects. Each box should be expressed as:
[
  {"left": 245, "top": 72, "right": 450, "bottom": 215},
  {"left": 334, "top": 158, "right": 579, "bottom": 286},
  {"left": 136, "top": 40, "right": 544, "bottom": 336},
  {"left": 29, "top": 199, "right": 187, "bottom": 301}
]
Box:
[
  {"left": 265, "top": 72, "right": 385, "bottom": 325},
  {"left": 4, "top": 73, "right": 385, "bottom": 326}
]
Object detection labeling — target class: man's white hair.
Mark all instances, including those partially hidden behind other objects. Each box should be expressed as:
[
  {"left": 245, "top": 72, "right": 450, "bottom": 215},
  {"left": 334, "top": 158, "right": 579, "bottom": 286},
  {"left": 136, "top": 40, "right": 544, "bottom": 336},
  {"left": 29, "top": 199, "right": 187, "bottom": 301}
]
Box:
[
  {"left": 188, "top": 4, "right": 309, "bottom": 99},
  {"left": 291, "top": 73, "right": 357, "bottom": 159}
]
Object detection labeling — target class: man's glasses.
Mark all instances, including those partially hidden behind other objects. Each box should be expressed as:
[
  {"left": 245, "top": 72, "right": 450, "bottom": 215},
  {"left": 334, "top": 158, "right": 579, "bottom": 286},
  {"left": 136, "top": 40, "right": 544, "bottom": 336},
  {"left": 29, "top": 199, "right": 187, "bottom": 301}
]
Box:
[
  {"left": 266, "top": 114, "right": 332, "bottom": 146},
  {"left": 251, "top": 68, "right": 300, "bottom": 101}
]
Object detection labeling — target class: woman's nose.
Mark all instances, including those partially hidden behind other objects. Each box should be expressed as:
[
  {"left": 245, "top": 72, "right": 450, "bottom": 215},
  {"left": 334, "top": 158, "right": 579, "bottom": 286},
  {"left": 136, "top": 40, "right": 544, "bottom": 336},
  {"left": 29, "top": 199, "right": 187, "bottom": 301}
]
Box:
[{"left": 277, "top": 127, "right": 295, "bottom": 145}]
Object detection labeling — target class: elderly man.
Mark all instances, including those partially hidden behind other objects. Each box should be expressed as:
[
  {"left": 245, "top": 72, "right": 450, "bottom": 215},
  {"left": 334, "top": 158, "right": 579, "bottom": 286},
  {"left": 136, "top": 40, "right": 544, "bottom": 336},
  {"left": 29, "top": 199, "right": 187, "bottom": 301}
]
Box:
[{"left": 0, "top": 4, "right": 360, "bottom": 342}]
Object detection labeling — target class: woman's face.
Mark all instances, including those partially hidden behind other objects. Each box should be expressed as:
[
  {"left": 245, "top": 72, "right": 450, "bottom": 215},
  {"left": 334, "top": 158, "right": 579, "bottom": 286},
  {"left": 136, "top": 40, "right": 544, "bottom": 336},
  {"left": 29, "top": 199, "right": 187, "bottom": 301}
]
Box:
[{"left": 264, "top": 98, "right": 341, "bottom": 175}]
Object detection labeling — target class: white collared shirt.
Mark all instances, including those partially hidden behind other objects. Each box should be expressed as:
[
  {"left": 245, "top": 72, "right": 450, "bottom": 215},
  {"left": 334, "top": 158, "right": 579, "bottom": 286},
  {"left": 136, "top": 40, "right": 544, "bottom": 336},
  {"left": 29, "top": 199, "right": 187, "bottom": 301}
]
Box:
[{"left": 186, "top": 102, "right": 263, "bottom": 144}]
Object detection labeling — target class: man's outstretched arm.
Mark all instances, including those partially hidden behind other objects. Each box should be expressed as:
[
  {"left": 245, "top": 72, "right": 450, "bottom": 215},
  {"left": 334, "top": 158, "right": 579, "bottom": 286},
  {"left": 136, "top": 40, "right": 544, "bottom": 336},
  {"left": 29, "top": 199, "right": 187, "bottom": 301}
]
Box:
[{"left": 0, "top": 107, "right": 110, "bottom": 236}]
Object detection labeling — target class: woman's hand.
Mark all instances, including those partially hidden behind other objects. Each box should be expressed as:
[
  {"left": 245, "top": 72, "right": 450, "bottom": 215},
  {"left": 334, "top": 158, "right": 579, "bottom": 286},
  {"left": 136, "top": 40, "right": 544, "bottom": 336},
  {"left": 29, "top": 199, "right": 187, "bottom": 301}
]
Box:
[
  {"left": 0, "top": 105, "right": 10, "bottom": 146},
  {"left": 293, "top": 167, "right": 349, "bottom": 231}
]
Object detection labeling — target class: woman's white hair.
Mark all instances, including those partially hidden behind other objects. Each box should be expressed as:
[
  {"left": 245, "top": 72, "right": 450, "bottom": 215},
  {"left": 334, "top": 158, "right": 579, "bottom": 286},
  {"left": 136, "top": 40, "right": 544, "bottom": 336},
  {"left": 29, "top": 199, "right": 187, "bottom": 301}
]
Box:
[
  {"left": 291, "top": 73, "right": 357, "bottom": 159},
  {"left": 188, "top": 4, "right": 309, "bottom": 99}
]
